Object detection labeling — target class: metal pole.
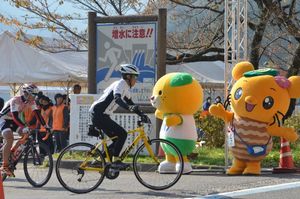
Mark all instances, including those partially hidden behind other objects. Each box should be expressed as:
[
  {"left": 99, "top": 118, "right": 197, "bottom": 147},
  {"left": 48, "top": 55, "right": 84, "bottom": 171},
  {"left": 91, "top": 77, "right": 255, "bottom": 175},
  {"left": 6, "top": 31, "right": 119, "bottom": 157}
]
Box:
[
  {"left": 224, "top": 0, "right": 230, "bottom": 171},
  {"left": 88, "top": 12, "right": 97, "bottom": 94},
  {"left": 156, "top": 8, "right": 167, "bottom": 138}
]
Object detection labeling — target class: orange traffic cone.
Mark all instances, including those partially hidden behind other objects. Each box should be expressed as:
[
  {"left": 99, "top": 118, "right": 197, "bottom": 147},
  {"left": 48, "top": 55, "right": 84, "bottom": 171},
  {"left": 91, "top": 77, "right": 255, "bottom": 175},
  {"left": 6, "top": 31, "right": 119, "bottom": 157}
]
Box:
[
  {"left": 273, "top": 137, "right": 297, "bottom": 173},
  {"left": 0, "top": 170, "right": 5, "bottom": 199}
]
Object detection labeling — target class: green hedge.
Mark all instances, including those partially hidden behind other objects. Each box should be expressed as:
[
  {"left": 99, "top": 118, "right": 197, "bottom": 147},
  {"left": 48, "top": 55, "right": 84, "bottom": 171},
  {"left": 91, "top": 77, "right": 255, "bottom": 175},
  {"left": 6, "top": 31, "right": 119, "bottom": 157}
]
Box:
[
  {"left": 191, "top": 113, "right": 300, "bottom": 167},
  {"left": 194, "top": 112, "right": 225, "bottom": 148},
  {"left": 194, "top": 112, "right": 300, "bottom": 149},
  {"left": 190, "top": 146, "right": 300, "bottom": 167},
  {"left": 283, "top": 114, "right": 300, "bottom": 144}
]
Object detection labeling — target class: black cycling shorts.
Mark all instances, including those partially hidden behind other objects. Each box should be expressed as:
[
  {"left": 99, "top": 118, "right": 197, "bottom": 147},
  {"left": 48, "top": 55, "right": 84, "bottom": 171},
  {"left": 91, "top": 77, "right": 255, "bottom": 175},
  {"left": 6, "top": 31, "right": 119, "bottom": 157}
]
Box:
[{"left": 1, "top": 119, "right": 19, "bottom": 132}]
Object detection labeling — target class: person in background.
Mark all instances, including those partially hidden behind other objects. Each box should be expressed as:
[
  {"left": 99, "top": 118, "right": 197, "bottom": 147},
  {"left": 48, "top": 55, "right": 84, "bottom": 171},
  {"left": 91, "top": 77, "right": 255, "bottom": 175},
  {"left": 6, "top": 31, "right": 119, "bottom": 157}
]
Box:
[
  {"left": 22, "top": 104, "right": 36, "bottom": 131},
  {"left": 214, "top": 96, "right": 222, "bottom": 105},
  {"left": 62, "top": 94, "right": 70, "bottom": 143},
  {"left": 52, "top": 93, "right": 69, "bottom": 153},
  {"left": 62, "top": 94, "right": 70, "bottom": 106},
  {"left": 38, "top": 95, "right": 54, "bottom": 154},
  {"left": 73, "top": 84, "right": 81, "bottom": 94},
  {"left": 201, "top": 97, "right": 211, "bottom": 117}
]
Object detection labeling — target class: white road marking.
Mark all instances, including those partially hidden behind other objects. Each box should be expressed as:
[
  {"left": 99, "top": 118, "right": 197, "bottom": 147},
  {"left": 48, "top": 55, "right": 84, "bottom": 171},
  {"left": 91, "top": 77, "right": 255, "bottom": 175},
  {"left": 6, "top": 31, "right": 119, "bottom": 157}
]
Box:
[{"left": 191, "top": 181, "right": 300, "bottom": 199}]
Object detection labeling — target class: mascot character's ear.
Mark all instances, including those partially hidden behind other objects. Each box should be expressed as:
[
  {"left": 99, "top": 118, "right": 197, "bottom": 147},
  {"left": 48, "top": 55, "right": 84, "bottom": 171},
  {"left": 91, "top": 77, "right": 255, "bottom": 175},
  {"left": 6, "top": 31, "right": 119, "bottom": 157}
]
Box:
[
  {"left": 170, "top": 73, "right": 193, "bottom": 87},
  {"left": 288, "top": 76, "right": 300, "bottom": 98},
  {"left": 232, "top": 61, "right": 255, "bottom": 81}
]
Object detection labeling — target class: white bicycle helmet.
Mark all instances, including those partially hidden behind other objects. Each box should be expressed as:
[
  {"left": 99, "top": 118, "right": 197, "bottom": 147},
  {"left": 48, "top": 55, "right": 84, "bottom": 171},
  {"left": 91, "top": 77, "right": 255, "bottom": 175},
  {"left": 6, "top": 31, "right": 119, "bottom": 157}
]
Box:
[
  {"left": 22, "top": 83, "right": 39, "bottom": 96},
  {"left": 119, "top": 64, "right": 140, "bottom": 75}
]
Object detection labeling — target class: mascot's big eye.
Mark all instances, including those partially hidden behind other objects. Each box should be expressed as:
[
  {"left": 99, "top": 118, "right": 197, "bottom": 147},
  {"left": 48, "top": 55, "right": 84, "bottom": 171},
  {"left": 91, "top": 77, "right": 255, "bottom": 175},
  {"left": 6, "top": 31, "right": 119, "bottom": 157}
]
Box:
[
  {"left": 263, "top": 96, "right": 274, "bottom": 109},
  {"left": 158, "top": 90, "right": 162, "bottom": 95},
  {"left": 234, "top": 88, "right": 243, "bottom": 100}
]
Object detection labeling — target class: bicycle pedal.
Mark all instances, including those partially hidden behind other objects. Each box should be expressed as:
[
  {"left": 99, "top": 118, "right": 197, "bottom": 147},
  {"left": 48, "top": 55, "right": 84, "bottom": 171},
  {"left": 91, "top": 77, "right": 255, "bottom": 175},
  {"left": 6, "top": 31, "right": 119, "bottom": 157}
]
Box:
[{"left": 2, "top": 171, "right": 15, "bottom": 178}]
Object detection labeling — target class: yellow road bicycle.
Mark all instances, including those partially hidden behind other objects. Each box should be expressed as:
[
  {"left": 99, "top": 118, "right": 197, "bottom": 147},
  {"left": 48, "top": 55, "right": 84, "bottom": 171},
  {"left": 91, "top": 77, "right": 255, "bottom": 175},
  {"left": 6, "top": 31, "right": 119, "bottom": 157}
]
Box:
[{"left": 55, "top": 116, "right": 183, "bottom": 193}]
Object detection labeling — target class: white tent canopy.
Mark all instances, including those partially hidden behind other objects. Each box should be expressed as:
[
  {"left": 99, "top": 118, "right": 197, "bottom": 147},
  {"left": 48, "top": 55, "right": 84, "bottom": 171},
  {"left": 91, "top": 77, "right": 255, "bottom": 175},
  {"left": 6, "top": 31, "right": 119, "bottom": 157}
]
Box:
[
  {"left": 167, "top": 61, "right": 224, "bottom": 89},
  {"left": 0, "top": 30, "right": 223, "bottom": 89},
  {"left": 51, "top": 51, "right": 224, "bottom": 88},
  {"left": 0, "top": 31, "right": 87, "bottom": 86}
]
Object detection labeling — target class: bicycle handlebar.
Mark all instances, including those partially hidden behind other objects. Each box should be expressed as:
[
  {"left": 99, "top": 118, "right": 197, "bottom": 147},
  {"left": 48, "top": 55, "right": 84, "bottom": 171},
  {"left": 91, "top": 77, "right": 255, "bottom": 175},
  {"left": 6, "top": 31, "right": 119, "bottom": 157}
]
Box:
[
  {"left": 20, "top": 127, "right": 53, "bottom": 141},
  {"left": 137, "top": 114, "right": 151, "bottom": 126}
]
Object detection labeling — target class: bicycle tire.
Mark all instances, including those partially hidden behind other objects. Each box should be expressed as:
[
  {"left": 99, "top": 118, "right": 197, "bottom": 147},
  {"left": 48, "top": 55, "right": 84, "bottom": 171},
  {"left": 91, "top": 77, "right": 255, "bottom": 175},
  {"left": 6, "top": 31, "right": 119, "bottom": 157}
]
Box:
[
  {"left": 23, "top": 142, "right": 53, "bottom": 187},
  {"left": 55, "top": 142, "right": 105, "bottom": 194},
  {"left": 133, "top": 138, "right": 184, "bottom": 190}
]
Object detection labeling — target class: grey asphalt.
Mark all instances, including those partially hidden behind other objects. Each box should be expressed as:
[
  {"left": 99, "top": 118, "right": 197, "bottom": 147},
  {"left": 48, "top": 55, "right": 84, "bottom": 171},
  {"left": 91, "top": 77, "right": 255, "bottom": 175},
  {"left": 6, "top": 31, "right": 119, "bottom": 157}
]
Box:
[{"left": 3, "top": 167, "right": 300, "bottom": 199}]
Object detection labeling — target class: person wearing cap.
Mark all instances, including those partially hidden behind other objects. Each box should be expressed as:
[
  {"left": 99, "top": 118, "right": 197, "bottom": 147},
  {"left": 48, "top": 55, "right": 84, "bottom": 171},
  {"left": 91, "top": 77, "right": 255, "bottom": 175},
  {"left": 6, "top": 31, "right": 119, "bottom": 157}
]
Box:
[{"left": 38, "top": 95, "right": 55, "bottom": 154}]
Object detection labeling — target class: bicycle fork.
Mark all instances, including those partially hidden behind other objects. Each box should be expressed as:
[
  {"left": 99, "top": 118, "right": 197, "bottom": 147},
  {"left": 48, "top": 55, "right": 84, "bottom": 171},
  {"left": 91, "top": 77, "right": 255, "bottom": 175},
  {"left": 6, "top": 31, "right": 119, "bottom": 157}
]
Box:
[{"left": 143, "top": 138, "right": 160, "bottom": 164}]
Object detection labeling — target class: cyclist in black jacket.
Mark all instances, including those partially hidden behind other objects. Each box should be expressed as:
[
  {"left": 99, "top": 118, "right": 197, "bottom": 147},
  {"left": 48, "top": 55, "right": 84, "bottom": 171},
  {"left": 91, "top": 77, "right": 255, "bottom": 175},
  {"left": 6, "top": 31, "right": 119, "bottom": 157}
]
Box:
[{"left": 89, "top": 64, "right": 147, "bottom": 169}]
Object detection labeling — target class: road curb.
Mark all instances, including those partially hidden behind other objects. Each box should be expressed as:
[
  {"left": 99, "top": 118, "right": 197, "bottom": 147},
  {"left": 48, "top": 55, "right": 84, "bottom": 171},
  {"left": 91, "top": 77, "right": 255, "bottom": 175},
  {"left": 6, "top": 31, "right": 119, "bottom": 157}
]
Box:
[{"left": 53, "top": 160, "right": 273, "bottom": 174}]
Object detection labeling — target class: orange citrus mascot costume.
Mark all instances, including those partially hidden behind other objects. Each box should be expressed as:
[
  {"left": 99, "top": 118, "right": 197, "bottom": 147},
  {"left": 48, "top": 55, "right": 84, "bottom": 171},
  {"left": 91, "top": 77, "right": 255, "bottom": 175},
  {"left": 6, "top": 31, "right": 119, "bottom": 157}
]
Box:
[
  {"left": 209, "top": 61, "right": 300, "bottom": 175},
  {"left": 151, "top": 73, "right": 203, "bottom": 174}
]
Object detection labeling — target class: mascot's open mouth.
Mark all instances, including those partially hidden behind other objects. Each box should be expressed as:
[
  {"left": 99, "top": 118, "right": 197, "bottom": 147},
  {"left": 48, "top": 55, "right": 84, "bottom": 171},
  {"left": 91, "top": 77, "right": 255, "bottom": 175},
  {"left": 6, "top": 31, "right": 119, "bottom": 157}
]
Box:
[
  {"left": 150, "top": 97, "right": 159, "bottom": 108},
  {"left": 245, "top": 103, "right": 256, "bottom": 112}
]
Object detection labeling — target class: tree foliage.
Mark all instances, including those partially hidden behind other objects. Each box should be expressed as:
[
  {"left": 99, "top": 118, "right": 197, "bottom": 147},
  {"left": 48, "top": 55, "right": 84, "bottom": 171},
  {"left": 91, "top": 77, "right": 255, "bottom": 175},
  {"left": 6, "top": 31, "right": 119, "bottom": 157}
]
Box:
[{"left": 0, "top": 0, "right": 144, "bottom": 51}]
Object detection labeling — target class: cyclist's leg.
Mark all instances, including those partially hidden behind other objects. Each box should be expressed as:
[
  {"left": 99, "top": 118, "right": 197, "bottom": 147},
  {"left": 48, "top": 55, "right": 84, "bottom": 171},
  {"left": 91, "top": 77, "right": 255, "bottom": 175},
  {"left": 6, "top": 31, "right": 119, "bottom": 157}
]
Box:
[
  {"left": 96, "top": 114, "right": 128, "bottom": 169},
  {"left": 101, "top": 118, "right": 127, "bottom": 158},
  {"left": 92, "top": 113, "right": 125, "bottom": 158},
  {"left": 1, "top": 120, "right": 16, "bottom": 176}
]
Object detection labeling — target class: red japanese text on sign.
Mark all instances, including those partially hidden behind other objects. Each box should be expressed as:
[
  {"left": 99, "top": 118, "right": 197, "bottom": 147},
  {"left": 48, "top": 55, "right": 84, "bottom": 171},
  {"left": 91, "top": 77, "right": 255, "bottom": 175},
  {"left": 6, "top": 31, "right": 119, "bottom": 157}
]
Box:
[{"left": 112, "top": 27, "right": 154, "bottom": 39}]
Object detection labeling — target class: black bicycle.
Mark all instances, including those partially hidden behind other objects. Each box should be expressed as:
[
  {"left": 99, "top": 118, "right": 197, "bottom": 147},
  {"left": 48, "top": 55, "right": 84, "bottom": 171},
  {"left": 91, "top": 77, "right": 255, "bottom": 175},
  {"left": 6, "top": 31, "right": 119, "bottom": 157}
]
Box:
[{"left": 0, "top": 130, "right": 53, "bottom": 187}]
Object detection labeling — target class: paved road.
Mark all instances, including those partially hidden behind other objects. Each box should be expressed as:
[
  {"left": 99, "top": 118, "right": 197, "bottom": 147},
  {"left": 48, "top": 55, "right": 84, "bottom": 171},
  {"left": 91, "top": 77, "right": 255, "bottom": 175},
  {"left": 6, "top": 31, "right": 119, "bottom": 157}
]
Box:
[{"left": 3, "top": 168, "right": 300, "bottom": 199}]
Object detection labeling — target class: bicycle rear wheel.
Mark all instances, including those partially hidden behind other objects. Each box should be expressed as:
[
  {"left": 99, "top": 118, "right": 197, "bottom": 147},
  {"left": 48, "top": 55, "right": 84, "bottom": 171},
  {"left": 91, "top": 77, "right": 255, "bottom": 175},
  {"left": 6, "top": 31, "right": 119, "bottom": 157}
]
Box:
[
  {"left": 133, "top": 138, "right": 184, "bottom": 190},
  {"left": 55, "top": 142, "right": 105, "bottom": 194},
  {"left": 23, "top": 142, "right": 53, "bottom": 187}
]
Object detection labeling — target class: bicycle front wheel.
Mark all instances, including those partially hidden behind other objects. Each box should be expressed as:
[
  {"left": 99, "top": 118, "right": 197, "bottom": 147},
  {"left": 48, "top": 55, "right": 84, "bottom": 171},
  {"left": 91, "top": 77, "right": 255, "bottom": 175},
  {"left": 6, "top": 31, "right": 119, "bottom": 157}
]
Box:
[
  {"left": 23, "top": 142, "right": 53, "bottom": 187},
  {"left": 55, "top": 142, "right": 105, "bottom": 194},
  {"left": 133, "top": 138, "right": 184, "bottom": 190}
]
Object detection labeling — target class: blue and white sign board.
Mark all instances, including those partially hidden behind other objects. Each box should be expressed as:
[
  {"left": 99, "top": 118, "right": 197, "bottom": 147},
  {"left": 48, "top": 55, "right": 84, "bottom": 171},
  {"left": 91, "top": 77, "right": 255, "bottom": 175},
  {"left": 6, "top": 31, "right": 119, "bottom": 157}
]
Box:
[{"left": 96, "top": 22, "right": 157, "bottom": 103}]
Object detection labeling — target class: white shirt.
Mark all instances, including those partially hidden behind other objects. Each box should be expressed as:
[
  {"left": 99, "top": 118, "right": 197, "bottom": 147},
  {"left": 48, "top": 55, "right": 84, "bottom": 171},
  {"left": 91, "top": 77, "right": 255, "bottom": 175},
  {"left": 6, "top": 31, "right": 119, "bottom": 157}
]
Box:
[
  {"left": 89, "top": 79, "right": 131, "bottom": 115},
  {"left": 159, "top": 115, "right": 197, "bottom": 140}
]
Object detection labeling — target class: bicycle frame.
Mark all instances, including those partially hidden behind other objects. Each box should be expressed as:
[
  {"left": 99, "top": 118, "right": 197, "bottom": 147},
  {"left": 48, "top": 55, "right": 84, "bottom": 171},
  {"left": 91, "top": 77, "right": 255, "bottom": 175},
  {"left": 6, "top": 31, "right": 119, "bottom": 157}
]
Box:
[
  {"left": 79, "top": 123, "right": 159, "bottom": 171},
  {"left": 9, "top": 133, "right": 40, "bottom": 169}
]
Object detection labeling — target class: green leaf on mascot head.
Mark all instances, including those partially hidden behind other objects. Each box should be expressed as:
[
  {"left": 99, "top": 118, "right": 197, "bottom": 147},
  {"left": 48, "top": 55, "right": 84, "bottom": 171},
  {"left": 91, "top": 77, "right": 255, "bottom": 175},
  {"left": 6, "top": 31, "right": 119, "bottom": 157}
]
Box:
[
  {"left": 170, "top": 73, "right": 193, "bottom": 87},
  {"left": 244, "top": 68, "right": 279, "bottom": 77}
]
